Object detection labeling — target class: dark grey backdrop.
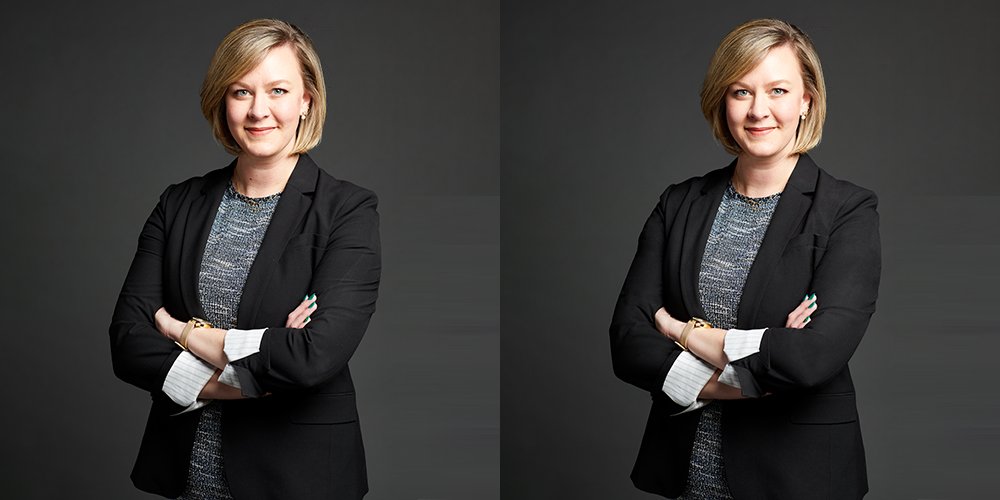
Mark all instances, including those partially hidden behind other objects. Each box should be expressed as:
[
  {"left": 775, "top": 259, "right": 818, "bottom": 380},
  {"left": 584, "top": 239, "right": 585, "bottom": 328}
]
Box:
[
  {"left": 502, "top": 0, "right": 1000, "bottom": 498},
  {"left": 0, "top": 1, "right": 497, "bottom": 498}
]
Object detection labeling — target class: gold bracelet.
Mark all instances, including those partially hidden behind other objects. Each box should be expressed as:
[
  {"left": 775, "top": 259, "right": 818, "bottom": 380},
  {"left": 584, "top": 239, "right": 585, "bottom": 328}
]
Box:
[
  {"left": 176, "top": 317, "right": 213, "bottom": 351},
  {"left": 674, "top": 317, "right": 712, "bottom": 351}
]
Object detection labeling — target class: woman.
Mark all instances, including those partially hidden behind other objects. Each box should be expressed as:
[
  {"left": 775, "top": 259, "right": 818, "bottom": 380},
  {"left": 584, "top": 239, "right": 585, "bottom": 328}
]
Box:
[
  {"left": 109, "top": 19, "right": 379, "bottom": 499},
  {"left": 610, "top": 19, "right": 879, "bottom": 499}
]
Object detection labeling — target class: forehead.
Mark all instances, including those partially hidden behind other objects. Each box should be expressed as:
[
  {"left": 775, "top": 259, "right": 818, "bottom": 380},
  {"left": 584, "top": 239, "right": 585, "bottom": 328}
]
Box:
[
  {"left": 735, "top": 44, "right": 803, "bottom": 85},
  {"left": 235, "top": 44, "right": 304, "bottom": 84}
]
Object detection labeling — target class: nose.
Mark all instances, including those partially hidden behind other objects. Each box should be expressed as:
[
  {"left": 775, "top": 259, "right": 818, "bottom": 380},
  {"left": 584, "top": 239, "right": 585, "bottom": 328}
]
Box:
[
  {"left": 748, "top": 94, "right": 769, "bottom": 121},
  {"left": 249, "top": 95, "right": 270, "bottom": 120}
]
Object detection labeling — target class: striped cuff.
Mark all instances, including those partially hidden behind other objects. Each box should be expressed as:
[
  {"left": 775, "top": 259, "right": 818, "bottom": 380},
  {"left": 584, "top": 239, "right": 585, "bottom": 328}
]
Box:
[
  {"left": 218, "top": 328, "right": 265, "bottom": 391},
  {"left": 224, "top": 328, "right": 266, "bottom": 362},
  {"left": 724, "top": 328, "right": 765, "bottom": 362},
  {"left": 718, "top": 328, "right": 765, "bottom": 389},
  {"left": 162, "top": 351, "right": 216, "bottom": 412},
  {"left": 663, "top": 351, "right": 716, "bottom": 414}
]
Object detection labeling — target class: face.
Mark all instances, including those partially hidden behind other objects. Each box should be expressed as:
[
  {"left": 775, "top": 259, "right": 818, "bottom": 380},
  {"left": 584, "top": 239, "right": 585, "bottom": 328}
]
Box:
[
  {"left": 724, "top": 44, "right": 811, "bottom": 163},
  {"left": 225, "top": 44, "right": 311, "bottom": 161}
]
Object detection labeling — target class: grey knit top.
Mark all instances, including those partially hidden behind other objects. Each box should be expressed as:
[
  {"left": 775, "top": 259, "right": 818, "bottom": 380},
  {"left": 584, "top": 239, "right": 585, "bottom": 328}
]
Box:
[
  {"left": 198, "top": 183, "right": 282, "bottom": 329},
  {"left": 678, "top": 183, "right": 780, "bottom": 500},
  {"left": 698, "top": 183, "right": 781, "bottom": 330},
  {"left": 177, "top": 183, "right": 281, "bottom": 500}
]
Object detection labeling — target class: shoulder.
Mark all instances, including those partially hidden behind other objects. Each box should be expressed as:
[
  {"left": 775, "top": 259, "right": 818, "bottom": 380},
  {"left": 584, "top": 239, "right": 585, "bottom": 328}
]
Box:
[
  {"left": 656, "top": 162, "right": 733, "bottom": 208},
  {"left": 308, "top": 159, "right": 379, "bottom": 220},
  {"left": 812, "top": 162, "right": 878, "bottom": 218},
  {"left": 154, "top": 161, "right": 233, "bottom": 212}
]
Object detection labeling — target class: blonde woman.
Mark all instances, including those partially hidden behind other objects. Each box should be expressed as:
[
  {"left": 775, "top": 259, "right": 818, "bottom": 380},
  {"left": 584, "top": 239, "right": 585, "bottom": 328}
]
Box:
[
  {"left": 611, "top": 19, "right": 879, "bottom": 499},
  {"left": 110, "top": 19, "right": 379, "bottom": 499}
]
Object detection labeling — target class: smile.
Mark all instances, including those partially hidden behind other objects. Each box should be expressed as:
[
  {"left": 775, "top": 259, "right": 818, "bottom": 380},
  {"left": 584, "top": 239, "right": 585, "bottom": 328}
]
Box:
[
  {"left": 246, "top": 127, "right": 276, "bottom": 136},
  {"left": 746, "top": 127, "right": 775, "bottom": 136}
]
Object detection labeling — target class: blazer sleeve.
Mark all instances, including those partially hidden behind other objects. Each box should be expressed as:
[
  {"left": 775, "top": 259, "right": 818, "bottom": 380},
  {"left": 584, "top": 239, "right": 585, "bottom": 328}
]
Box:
[
  {"left": 610, "top": 186, "right": 686, "bottom": 397},
  {"left": 109, "top": 185, "right": 183, "bottom": 395},
  {"left": 229, "top": 188, "right": 381, "bottom": 396},
  {"left": 731, "top": 188, "right": 881, "bottom": 395}
]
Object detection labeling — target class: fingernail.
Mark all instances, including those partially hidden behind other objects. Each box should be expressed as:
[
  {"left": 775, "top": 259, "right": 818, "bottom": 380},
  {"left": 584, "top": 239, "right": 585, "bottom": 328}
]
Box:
[
  {"left": 309, "top": 303, "right": 316, "bottom": 309},
  {"left": 803, "top": 294, "right": 809, "bottom": 301},
  {"left": 305, "top": 316, "right": 311, "bottom": 323},
  {"left": 303, "top": 295, "right": 308, "bottom": 300},
  {"left": 808, "top": 303, "right": 816, "bottom": 309},
  {"left": 809, "top": 293, "right": 816, "bottom": 300},
  {"left": 309, "top": 293, "right": 316, "bottom": 300},
  {"left": 804, "top": 316, "right": 811, "bottom": 323}
]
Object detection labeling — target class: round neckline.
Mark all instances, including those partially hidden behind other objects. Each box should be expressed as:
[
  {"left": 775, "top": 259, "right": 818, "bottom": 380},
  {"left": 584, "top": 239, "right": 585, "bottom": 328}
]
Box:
[
  {"left": 726, "top": 183, "right": 781, "bottom": 203},
  {"left": 227, "top": 182, "right": 282, "bottom": 205}
]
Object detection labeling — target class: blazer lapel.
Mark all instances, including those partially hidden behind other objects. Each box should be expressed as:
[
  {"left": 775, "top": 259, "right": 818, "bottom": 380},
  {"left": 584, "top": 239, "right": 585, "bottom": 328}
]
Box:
[
  {"left": 179, "top": 162, "right": 234, "bottom": 319},
  {"left": 235, "top": 154, "right": 319, "bottom": 329},
  {"left": 736, "top": 154, "right": 819, "bottom": 328},
  {"left": 678, "top": 162, "right": 733, "bottom": 319}
]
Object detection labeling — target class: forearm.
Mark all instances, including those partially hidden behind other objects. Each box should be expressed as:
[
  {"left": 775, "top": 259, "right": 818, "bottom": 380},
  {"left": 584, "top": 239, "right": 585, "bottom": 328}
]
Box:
[
  {"left": 199, "top": 370, "right": 244, "bottom": 400},
  {"left": 158, "top": 312, "right": 230, "bottom": 370},
  {"left": 655, "top": 310, "right": 728, "bottom": 369},
  {"left": 699, "top": 370, "right": 743, "bottom": 399}
]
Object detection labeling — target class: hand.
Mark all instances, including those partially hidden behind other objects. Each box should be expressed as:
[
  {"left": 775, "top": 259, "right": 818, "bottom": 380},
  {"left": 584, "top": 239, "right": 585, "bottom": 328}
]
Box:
[
  {"left": 154, "top": 307, "right": 185, "bottom": 341},
  {"left": 785, "top": 293, "right": 817, "bottom": 329},
  {"left": 654, "top": 307, "right": 686, "bottom": 341},
  {"left": 285, "top": 293, "right": 318, "bottom": 328}
]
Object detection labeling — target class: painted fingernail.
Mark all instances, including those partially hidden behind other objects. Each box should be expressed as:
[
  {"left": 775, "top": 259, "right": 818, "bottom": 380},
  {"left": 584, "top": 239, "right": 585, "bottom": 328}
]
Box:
[
  {"left": 309, "top": 303, "right": 316, "bottom": 309},
  {"left": 803, "top": 294, "right": 809, "bottom": 301},
  {"left": 808, "top": 303, "right": 816, "bottom": 309},
  {"left": 804, "top": 316, "right": 811, "bottom": 323},
  {"left": 308, "top": 293, "right": 316, "bottom": 300},
  {"left": 305, "top": 316, "right": 311, "bottom": 324},
  {"left": 303, "top": 295, "right": 308, "bottom": 301},
  {"left": 809, "top": 293, "right": 816, "bottom": 300}
]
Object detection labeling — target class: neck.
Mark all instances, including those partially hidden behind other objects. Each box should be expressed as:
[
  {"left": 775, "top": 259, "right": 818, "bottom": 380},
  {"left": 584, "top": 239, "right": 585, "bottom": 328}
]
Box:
[
  {"left": 732, "top": 153, "right": 799, "bottom": 198},
  {"left": 233, "top": 153, "right": 299, "bottom": 198}
]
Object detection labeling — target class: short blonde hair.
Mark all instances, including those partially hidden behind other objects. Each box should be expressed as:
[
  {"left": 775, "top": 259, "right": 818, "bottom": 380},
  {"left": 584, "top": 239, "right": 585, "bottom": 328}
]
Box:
[
  {"left": 700, "top": 19, "right": 826, "bottom": 156},
  {"left": 200, "top": 19, "right": 327, "bottom": 156}
]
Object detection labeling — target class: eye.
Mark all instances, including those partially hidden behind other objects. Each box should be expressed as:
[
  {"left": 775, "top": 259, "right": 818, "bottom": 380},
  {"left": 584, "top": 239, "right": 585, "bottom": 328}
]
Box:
[
  {"left": 732, "top": 89, "right": 750, "bottom": 98},
  {"left": 271, "top": 88, "right": 288, "bottom": 95},
  {"left": 770, "top": 88, "right": 788, "bottom": 96},
  {"left": 233, "top": 89, "right": 250, "bottom": 97}
]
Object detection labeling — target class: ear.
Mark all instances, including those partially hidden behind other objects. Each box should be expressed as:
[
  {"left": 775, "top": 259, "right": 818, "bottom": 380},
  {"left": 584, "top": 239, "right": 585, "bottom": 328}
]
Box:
[
  {"left": 801, "top": 92, "right": 812, "bottom": 114},
  {"left": 301, "top": 92, "right": 312, "bottom": 115}
]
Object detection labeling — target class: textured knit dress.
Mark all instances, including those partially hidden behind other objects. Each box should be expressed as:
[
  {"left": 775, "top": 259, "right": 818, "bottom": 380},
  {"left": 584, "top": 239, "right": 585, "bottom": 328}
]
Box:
[
  {"left": 178, "top": 183, "right": 281, "bottom": 499},
  {"left": 677, "top": 183, "right": 781, "bottom": 500}
]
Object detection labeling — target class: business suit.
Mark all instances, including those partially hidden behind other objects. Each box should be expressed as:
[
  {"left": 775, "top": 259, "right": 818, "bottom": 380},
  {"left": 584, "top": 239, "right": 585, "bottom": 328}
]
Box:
[
  {"left": 110, "top": 154, "right": 380, "bottom": 499},
  {"left": 610, "top": 154, "right": 880, "bottom": 499}
]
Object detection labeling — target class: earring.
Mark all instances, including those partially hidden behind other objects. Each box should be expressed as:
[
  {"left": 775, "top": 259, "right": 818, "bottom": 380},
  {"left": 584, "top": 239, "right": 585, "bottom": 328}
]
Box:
[
  {"left": 300, "top": 112, "right": 307, "bottom": 120},
  {"left": 800, "top": 111, "right": 807, "bottom": 120}
]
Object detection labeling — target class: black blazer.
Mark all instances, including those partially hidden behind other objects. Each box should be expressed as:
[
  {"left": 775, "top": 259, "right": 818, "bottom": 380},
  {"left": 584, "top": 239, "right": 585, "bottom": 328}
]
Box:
[
  {"left": 110, "top": 154, "right": 380, "bottom": 499},
  {"left": 610, "top": 154, "right": 880, "bottom": 499}
]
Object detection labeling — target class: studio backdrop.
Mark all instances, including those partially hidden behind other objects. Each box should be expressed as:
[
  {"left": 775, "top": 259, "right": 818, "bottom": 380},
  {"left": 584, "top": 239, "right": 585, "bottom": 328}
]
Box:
[{"left": 0, "top": 1, "right": 497, "bottom": 498}]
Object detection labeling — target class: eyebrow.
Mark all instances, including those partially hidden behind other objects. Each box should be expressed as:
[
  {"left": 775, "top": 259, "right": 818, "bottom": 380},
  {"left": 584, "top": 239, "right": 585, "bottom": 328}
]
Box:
[
  {"left": 730, "top": 79, "right": 793, "bottom": 88},
  {"left": 230, "top": 79, "right": 293, "bottom": 88}
]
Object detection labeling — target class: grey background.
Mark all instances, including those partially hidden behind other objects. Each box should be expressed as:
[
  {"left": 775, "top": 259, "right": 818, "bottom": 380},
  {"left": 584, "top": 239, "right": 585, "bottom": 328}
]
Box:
[
  {"left": 0, "top": 1, "right": 497, "bottom": 498},
  {"left": 502, "top": 0, "right": 999, "bottom": 499}
]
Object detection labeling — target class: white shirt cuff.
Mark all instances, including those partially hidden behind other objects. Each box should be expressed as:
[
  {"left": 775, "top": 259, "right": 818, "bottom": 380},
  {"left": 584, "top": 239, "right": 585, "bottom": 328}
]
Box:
[
  {"left": 717, "top": 328, "right": 765, "bottom": 389},
  {"left": 224, "top": 328, "right": 266, "bottom": 362},
  {"left": 724, "top": 328, "right": 765, "bottom": 362},
  {"left": 218, "top": 328, "right": 266, "bottom": 391},
  {"left": 663, "top": 351, "right": 716, "bottom": 414},
  {"left": 162, "top": 351, "right": 216, "bottom": 413},
  {"left": 718, "top": 365, "right": 741, "bottom": 388}
]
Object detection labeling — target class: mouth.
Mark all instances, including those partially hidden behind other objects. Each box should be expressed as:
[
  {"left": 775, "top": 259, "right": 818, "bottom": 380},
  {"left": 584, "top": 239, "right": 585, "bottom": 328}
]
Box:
[
  {"left": 745, "top": 127, "right": 775, "bottom": 137},
  {"left": 246, "top": 127, "right": 276, "bottom": 136}
]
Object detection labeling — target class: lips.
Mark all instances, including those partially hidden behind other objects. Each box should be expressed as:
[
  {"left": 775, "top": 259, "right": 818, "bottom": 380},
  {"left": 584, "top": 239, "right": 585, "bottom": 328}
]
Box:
[
  {"left": 246, "top": 127, "right": 276, "bottom": 136},
  {"left": 746, "top": 127, "right": 775, "bottom": 136}
]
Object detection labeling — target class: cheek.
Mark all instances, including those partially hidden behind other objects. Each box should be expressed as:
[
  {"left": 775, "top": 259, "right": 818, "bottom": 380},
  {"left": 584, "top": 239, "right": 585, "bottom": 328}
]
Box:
[
  {"left": 724, "top": 99, "right": 743, "bottom": 131},
  {"left": 224, "top": 99, "right": 243, "bottom": 128}
]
